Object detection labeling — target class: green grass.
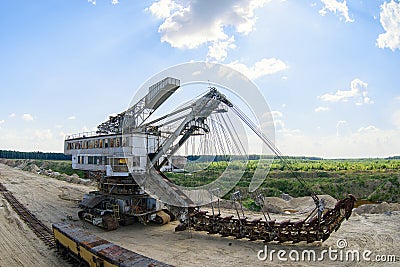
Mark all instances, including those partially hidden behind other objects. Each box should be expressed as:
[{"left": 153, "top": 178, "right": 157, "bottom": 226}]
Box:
[
  {"left": 11, "top": 158, "right": 399, "bottom": 202},
  {"left": 166, "top": 158, "right": 400, "bottom": 202}
]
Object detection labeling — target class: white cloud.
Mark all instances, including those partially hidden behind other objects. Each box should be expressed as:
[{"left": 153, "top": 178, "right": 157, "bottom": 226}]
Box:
[
  {"left": 263, "top": 117, "right": 400, "bottom": 158},
  {"left": 319, "top": 0, "right": 354, "bottom": 22},
  {"left": 0, "top": 120, "right": 4, "bottom": 124},
  {"left": 319, "top": 78, "right": 373, "bottom": 106},
  {"left": 314, "top": 106, "right": 330, "bottom": 112},
  {"left": 263, "top": 110, "right": 284, "bottom": 129},
  {"left": 274, "top": 119, "right": 285, "bottom": 130},
  {"left": 146, "top": 0, "right": 182, "bottom": 19},
  {"left": 227, "top": 58, "right": 288, "bottom": 80},
  {"left": 260, "top": 110, "right": 277, "bottom": 128},
  {"left": 22, "top": 113, "right": 34, "bottom": 121},
  {"left": 336, "top": 120, "right": 351, "bottom": 136},
  {"left": 271, "top": 110, "right": 283, "bottom": 119},
  {"left": 88, "top": 0, "right": 96, "bottom": 5},
  {"left": 9, "top": 113, "right": 16, "bottom": 118},
  {"left": 276, "top": 125, "right": 400, "bottom": 158},
  {"left": 0, "top": 128, "right": 63, "bottom": 152},
  {"left": 393, "top": 110, "right": 400, "bottom": 129},
  {"left": 111, "top": 0, "right": 119, "bottom": 4},
  {"left": 358, "top": 125, "right": 379, "bottom": 133},
  {"left": 33, "top": 129, "right": 53, "bottom": 141},
  {"left": 147, "top": 0, "right": 270, "bottom": 62},
  {"left": 207, "top": 36, "right": 236, "bottom": 62},
  {"left": 67, "top": 116, "right": 76, "bottom": 120},
  {"left": 377, "top": 0, "right": 400, "bottom": 51},
  {"left": 260, "top": 110, "right": 301, "bottom": 137},
  {"left": 278, "top": 127, "right": 302, "bottom": 137},
  {"left": 82, "top": 126, "right": 94, "bottom": 133}
]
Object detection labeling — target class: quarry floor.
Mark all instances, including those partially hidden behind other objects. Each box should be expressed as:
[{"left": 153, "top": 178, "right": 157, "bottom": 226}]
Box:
[{"left": 0, "top": 163, "right": 398, "bottom": 267}]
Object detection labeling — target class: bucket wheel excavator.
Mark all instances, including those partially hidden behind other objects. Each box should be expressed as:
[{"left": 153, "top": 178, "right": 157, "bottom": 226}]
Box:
[
  {"left": 65, "top": 77, "right": 231, "bottom": 229},
  {"left": 65, "top": 77, "right": 355, "bottom": 243}
]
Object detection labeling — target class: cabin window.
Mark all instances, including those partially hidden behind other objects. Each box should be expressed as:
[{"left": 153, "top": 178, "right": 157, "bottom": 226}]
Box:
[
  {"left": 88, "top": 156, "right": 93, "bottom": 164},
  {"left": 115, "top": 137, "right": 120, "bottom": 147},
  {"left": 109, "top": 158, "right": 126, "bottom": 166},
  {"left": 99, "top": 139, "right": 103, "bottom": 148},
  {"left": 122, "top": 137, "right": 128, "bottom": 146},
  {"left": 110, "top": 138, "right": 114, "bottom": 148},
  {"left": 94, "top": 140, "right": 98, "bottom": 148},
  {"left": 88, "top": 140, "right": 94, "bottom": 149},
  {"left": 132, "top": 156, "right": 140, "bottom": 167}
]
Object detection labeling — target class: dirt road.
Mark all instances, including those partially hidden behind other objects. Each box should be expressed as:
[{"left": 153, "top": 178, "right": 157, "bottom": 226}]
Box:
[{"left": 0, "top": 163, "right": 398, "bottom": 266}]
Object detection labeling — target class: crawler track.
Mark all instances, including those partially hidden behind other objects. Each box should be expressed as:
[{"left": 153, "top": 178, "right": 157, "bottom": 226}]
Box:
[{"left": 0, "top": 182, "right": 56, "bottom": 248}]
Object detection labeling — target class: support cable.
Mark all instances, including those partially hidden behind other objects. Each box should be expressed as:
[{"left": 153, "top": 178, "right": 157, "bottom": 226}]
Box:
[{"left": 229, "top": 104, "right": 319, "bottom": 204}]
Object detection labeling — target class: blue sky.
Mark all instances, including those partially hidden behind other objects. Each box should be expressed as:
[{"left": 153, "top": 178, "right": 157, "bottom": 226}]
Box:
[{"left": 1, "top": 0, "right": 399, "bottom": 158}]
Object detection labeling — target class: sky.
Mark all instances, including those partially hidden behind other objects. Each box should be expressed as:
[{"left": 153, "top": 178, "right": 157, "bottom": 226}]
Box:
[{"left": 0, "top": 0, "right": 400, "bottom": 158}]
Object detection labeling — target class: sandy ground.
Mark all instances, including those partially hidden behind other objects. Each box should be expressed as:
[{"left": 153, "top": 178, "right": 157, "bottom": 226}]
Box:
[{"left": 0, "top": 163, "right": 398, "bottom": 267}]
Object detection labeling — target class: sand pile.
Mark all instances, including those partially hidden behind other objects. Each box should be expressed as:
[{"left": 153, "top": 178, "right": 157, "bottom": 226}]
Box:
[
  {"left": 354, "top": 202, "right": 400, "bottom": 215},
  {"left": 263, "top": 194, "right": 337, "bottom": 214},
  {"left": 0, "top": 159, "right": 92, "bottom": 185},
  {"left": 26, "top": 163, "right": 41, "bottom": 173},
  {"left": 205, "top": 194, "right": 338, "bottom": 214}
]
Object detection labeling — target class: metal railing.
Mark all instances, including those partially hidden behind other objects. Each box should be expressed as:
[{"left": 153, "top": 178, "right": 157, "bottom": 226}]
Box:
[{"left": 65, "top": 131, "right": 112, "bottom": 140}]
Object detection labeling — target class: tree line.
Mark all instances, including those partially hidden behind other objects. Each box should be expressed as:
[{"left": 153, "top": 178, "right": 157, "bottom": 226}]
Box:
[
  {"left": 186, "top": 154, "right": 324, "bottom": 162},
  {"left": 0, "top": 150, "right": 71, "bottom": 161}
]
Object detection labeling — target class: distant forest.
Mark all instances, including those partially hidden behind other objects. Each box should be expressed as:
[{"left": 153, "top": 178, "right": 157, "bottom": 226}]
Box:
[
  {"left": 0, "top": 150, "right": 71, "bottom": 160},
  {"left": 186, "top": 155, "right": 324, "bottom": 162},
  {"left": 0, "top": 149, "right": 398, "bottom": 162}
]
